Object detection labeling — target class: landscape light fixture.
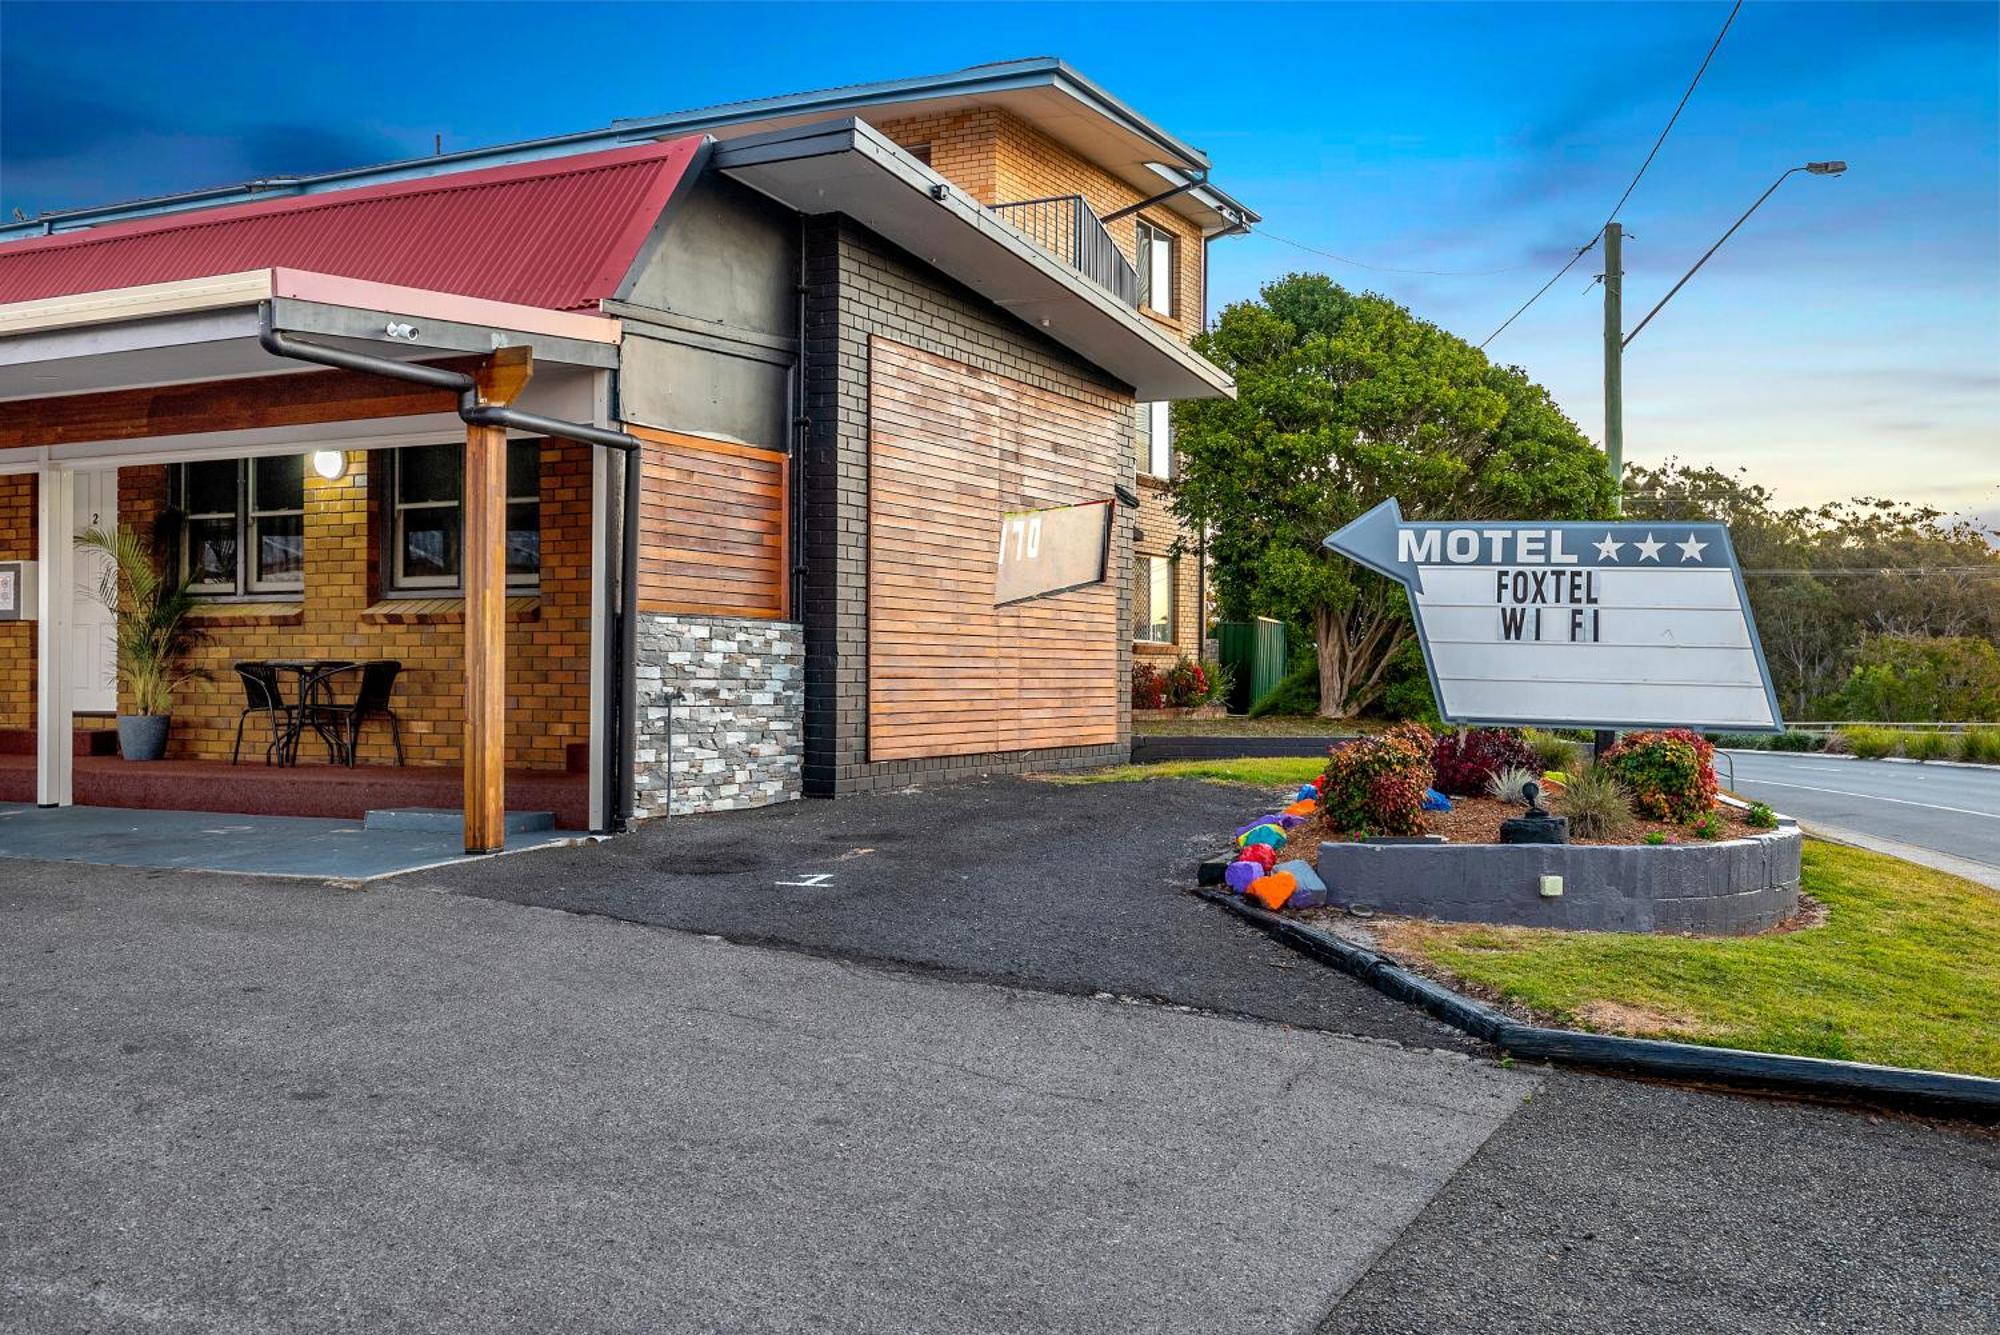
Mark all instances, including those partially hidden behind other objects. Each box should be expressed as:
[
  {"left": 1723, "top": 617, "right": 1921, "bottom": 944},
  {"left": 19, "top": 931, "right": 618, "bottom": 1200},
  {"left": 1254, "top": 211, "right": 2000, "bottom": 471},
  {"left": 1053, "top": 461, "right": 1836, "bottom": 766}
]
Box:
[{"left": 309, "top": 449, "right": 349, "bottom": 482}]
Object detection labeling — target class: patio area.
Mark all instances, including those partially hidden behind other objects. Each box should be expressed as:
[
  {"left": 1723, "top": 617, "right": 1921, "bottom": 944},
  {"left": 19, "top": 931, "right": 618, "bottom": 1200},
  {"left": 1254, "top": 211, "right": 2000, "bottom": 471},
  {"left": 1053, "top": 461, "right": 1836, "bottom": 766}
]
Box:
[
  {"left": 0, "top": 753, "right": 590, "bottom": 828},
  {"left": 0, "top": 803, "right": 580, "bottom": 879}
]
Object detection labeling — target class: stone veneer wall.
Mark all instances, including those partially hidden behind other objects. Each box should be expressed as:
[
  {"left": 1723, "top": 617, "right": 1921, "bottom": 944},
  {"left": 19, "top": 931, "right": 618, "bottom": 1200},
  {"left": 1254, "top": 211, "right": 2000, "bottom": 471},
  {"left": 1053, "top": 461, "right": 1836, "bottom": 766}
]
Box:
[{"left": 633, "top": 613, "right": 803, "bottom": 818}]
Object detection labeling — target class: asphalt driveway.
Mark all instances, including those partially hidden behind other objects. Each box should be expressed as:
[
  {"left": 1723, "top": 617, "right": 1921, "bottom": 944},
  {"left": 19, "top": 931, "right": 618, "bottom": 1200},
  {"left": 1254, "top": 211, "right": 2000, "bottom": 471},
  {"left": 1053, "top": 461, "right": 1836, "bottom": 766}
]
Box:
[{"left": 4, "top": 775, "right": 1997, "bottom": 1333}]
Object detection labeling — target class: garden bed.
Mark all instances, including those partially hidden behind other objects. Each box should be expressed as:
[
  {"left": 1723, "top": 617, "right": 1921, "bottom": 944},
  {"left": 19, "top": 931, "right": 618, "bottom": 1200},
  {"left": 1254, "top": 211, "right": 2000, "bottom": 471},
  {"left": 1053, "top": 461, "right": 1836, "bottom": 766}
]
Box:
[{"left": 1305, "top": 793, "right": 1758, "bottom": 858}]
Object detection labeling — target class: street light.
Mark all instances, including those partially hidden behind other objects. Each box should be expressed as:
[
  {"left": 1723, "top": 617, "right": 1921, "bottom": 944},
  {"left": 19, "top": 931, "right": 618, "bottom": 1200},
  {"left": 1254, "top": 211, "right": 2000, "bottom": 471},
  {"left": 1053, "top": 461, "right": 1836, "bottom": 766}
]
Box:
[
  {"left": 1602, "top": 160, "right": 1846, "bottom": 513},
  {"left": 1623, "top": 161, "right": 1847, "bottom": 348}
]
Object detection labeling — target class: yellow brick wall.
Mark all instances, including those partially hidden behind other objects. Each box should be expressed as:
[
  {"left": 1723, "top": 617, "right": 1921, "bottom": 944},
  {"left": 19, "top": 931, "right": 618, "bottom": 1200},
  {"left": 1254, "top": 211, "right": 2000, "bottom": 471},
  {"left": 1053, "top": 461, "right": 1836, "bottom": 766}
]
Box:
[
  {"left": 114, "top": 443, "right": 592, "bottom": 768},
  {"left": 0, "top": 475, "right": 35, "bottom": 729}
]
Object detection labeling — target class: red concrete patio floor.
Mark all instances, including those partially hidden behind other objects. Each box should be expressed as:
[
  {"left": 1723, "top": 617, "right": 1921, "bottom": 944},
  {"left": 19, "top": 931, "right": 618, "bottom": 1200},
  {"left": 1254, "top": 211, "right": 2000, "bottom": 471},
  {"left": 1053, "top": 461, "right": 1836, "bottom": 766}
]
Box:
[{"left": 0, "top": 756, "right": 590, "bottom": 829}]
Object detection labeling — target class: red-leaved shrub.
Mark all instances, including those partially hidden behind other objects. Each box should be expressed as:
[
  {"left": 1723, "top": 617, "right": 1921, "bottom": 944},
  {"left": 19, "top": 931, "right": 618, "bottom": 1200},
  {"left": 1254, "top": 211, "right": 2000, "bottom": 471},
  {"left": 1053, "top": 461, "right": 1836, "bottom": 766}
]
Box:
[
  {"left": 1429, "top": 728, "right": 1536, "bottom": 796},
  {"left": 1602, "top": 728, "right": 1718, "bottom": 822},
  {"left": 1319, "top": 723, "right": 1435, "bottom": 836}
]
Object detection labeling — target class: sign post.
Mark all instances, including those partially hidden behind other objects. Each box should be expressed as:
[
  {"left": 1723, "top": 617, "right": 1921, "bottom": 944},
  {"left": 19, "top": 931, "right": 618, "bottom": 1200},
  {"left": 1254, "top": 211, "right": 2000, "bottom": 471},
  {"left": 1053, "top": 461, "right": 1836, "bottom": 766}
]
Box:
[{"left": 1324, "top": 499, "right": 1782, "bottom": 733}]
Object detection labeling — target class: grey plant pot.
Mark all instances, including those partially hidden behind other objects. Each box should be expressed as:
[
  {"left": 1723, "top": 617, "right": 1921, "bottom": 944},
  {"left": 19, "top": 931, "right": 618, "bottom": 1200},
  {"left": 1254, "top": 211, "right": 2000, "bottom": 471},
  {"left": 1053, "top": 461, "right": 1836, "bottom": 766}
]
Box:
[{"left": 116, "top": 714, "right": 171, "bottom": 762}]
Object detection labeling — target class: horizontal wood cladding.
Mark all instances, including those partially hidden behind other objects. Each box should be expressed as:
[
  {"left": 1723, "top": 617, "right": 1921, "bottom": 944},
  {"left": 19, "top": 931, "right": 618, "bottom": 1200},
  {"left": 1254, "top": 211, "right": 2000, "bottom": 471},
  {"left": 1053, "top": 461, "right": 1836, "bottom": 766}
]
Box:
[
  {"left": 867, "top": 338, "right": 1122, "bottom": 762},
  {"left": 630, "top": 425, "right": 789, "bottom": 620},
  {"left": 0, "top": 362, "right": 477, "bottom": 449}
]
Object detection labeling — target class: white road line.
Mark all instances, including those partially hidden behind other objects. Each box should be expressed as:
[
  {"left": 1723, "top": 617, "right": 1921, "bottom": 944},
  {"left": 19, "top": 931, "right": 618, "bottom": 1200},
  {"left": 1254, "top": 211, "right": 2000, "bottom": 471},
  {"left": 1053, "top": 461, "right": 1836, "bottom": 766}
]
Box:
[{"left": 1732, "top": 777, "right": 2000, "bottom": 822}]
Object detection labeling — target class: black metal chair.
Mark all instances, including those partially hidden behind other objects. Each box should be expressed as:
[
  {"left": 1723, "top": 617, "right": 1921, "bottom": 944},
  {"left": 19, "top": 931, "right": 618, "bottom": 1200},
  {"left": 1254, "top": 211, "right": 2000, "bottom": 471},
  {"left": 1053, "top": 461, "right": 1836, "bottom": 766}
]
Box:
[
  {"left": 231, "top": 661, "right": 295, "bottom": 765},
  {"left": 305, "top": 660, "right": 405, "bottom": 767}
]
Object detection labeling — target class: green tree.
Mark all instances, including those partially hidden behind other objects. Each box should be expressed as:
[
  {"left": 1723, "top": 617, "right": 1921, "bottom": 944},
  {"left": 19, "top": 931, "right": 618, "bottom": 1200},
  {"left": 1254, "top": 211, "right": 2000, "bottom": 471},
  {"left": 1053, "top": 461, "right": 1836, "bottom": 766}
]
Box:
[{"left": 1173, "top": 274, "right": 1613, "bottom": 717}]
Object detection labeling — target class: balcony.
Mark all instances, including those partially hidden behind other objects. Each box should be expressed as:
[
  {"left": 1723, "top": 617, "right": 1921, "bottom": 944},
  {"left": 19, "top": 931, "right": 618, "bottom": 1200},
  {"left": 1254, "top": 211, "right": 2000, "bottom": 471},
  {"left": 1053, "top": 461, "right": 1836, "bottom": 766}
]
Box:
[{"left": 990, "top": 195, "right": 1139, "bottom": 309}]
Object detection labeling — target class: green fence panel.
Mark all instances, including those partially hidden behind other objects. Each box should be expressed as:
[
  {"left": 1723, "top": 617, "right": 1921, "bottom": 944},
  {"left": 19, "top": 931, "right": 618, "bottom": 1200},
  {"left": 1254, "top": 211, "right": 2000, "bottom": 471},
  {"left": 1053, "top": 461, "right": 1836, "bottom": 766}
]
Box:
[{"left": 1215, "top": 618, "right": 1287, "bottom": 714}]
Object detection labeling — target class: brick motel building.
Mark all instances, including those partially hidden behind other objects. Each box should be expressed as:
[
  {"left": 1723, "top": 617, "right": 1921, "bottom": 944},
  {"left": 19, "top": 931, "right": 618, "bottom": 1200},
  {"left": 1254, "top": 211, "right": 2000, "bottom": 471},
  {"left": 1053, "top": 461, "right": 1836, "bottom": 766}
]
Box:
[{"left": 0, "top": 60, "right": 1254, "bottom": 851}]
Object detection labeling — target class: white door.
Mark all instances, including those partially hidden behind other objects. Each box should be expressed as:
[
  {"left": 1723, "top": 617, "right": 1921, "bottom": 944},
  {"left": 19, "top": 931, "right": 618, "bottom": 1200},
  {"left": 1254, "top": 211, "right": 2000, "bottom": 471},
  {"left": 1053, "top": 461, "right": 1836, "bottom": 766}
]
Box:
[{"left": 72, "top": 471, "right": 117, "bottom": 714}]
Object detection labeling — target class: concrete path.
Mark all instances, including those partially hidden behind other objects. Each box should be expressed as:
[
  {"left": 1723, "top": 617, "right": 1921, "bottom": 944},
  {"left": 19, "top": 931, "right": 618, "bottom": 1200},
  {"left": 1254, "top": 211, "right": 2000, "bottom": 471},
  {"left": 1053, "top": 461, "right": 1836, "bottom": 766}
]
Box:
[
  {"left": 1, "top": 862, "right": 1530, "bottom": 1335},
  {"left": 1723, "top": 751, "right": 2000, "bottom": 885}
]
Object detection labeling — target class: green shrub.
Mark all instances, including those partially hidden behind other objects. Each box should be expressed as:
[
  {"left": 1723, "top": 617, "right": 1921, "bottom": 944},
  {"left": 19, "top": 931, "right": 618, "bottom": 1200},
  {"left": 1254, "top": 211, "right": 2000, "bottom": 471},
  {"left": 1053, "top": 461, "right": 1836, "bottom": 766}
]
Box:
[
  {"left": 1522, "top": 727, "right": 1582, "bottom": 774},
  {"left": 1963, "top": 728, "right": 2000, "bottom": 765},
  {"left": 1902, "top": 730, "right": 1957, "bottom": 762},
  {"left": 1745, "top": 802, "right": 1778, "bottom": 830},
  {"left": 1486, "top": 765, "right": 1541, "bottom": 805},
  {"left": 1248, "top": 651, "right": 1320, "bottom": 718},
  {"left": 1642, "top": 832, "right": 1670, "bottom": 846},
  {"left": 1378, "top": 638, "right": 1441, "bottom": 724},
  {"left": 1710, "top": 733, "right": 1769, "bottom": 750},
  {"left": 1689, "top": 811, "right": 1727, "bottom": 840},
  {"left": 1602, "top": 729, "right": 1718, "bottom": 823},
  {"left": 1319, "top": 722, "right": 1435, "bottom": 836},
  {"left": 1841, "top": 725, "right": 1901, "bottom": 760},
  {"left": 1559, "top": 764, "right": 1634, "bottom": 840},
  {"left": 1768, "top": 730, "right": 1825, "bottom": 753}
]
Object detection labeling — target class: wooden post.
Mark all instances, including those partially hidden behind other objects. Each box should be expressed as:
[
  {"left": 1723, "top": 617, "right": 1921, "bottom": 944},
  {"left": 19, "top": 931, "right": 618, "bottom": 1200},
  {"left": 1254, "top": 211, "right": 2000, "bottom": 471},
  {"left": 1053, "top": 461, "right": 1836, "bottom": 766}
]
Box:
[{"left": 463, "top": 348, "right": 532, "bottom": 853}]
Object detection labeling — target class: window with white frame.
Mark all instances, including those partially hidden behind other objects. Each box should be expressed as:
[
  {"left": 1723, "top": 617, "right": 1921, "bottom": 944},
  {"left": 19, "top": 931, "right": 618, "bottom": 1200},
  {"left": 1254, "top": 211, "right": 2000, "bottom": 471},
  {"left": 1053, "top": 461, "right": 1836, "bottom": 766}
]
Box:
[
  {"left": 1133, "top": 554, "right": 1174, "bottom": 643},
  {"left": 388, "top": 441, "right": 542, "bottom": 591},
  {"left": 1136, "top": 219, "right": 1175, "bottom": 319},
  {"left": 1135, "top": 401, "right": 1173, "bottom": 478},
  {"left": 177, "top": 456, "right": 305, "bottom": 596}
]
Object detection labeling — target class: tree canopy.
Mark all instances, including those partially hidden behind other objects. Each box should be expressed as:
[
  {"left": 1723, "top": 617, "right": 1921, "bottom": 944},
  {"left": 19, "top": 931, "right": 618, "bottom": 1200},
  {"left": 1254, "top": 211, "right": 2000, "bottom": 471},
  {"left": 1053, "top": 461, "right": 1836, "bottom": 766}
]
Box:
[{"left": 1173, "top": 274, "right": 1614, "bottom": 715}]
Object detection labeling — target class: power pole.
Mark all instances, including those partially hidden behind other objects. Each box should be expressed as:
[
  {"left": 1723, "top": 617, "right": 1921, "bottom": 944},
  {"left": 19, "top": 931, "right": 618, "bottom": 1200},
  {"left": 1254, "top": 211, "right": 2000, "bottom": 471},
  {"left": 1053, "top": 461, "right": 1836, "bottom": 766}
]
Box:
[
  {"left": 1602, "top": 221, "right": 1624, "bottom": 515},
  {"left": 1596, "top": 222, "right": 1624, "bottom": 764}
]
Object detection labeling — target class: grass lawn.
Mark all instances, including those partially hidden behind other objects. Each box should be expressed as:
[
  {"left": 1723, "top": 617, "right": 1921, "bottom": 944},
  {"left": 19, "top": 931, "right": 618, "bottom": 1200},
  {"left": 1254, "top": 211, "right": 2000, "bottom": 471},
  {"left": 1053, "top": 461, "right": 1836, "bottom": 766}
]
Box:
[
  {"left": 1049, "top": 757, "right": 1326, "bottom": 787},
  {"left": 1370, "top": 841, "right": 2000, "bottom": 1078}
]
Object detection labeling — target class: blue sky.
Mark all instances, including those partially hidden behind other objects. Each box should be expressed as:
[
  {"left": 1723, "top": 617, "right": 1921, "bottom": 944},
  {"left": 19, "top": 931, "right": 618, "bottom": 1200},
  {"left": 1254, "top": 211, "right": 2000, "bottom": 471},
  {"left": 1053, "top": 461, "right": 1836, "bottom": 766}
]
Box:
[{"left": 4, "top": 1, "right": 1994, "bottom": 524}]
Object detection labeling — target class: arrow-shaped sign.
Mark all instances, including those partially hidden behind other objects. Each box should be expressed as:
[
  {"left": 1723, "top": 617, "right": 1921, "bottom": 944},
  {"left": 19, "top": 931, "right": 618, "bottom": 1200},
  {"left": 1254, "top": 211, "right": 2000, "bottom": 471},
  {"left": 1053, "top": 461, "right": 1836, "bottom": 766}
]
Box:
[{"left": 1320, "top": 498, "right": 1781, "bottom": 732}]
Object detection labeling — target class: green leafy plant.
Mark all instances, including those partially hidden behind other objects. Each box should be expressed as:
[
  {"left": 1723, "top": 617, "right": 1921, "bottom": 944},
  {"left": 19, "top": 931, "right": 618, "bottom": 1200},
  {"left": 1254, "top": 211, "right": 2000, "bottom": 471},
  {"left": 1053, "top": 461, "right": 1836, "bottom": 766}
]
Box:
[
  {"left": 1642, "top": 832, "right": 1670, "bottom": 846},
  {"left": 1745, "top": 802, "right": 1779, "bottom": 830},
  {"left": 1319, "top": 722, "right": 1435, "bottom": 836},
  {"left": 1558, "top": 764, "right": 1634, "bottom": 840},
  {"left": 1840, "top": 725, "right": 1901, "bottom": 760},
  {"left": 1962, "top": 728, "right": 2000, "bottom": 765},
  {"left": 1601, "top": 729, "right": 1717, "bottom": 823},
  {"left": 76, "top": 525, "right": 203, "bottom": 717},
  {"left": 1901, "top": 730, "right": 1957, "bottom": 762},
  {"left": 1522, "top": 727, "right": 1583, "bottom": 774},
  {"left": 1709, "top": 733, "right": 1769, "bottom": 751},
  {"left": 1248, "top": 648, "right": 1320, "bottom": 717},
  {"left": 1768, "top": 730, "right": 1826, "bottom": 753},
  {"left": 1486, "top": 764, "right": 1541, "bottom": 805},
  {"left": 1688, "top": 811, "right": 1727, "bottom": 840}
]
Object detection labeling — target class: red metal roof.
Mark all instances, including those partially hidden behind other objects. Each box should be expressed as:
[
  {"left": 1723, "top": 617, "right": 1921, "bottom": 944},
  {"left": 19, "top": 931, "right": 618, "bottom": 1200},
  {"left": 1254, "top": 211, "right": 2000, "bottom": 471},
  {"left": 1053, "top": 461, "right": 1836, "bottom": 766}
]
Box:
[{"left": 0, "top": 138, "right": 705, "bottom": 311}]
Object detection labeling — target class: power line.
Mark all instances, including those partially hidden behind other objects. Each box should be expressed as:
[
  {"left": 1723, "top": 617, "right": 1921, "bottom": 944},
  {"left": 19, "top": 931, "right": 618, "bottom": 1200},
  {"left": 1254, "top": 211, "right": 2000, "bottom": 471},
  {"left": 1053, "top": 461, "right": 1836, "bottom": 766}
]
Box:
[
  {"left": 1479, "top": 0, "right": 1745, "bottom": 349},
  {"left": 1256, "top": 229, "right": 1529, "bottom": 277}
]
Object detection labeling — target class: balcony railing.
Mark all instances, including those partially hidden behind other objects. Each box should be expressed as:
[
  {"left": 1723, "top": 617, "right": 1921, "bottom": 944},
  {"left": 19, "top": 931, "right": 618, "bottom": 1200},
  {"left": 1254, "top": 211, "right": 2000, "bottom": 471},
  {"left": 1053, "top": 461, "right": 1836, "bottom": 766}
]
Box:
[{"left": 990, "top": 195, "right": 1140, "bottom": 309}]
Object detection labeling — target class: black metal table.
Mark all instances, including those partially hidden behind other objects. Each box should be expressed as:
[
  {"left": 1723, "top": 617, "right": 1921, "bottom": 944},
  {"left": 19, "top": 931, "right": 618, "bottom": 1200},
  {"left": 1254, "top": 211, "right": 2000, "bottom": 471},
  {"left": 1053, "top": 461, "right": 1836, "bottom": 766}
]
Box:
[{"left": 264, "top": 659, "right": 358, "bottom": 765}]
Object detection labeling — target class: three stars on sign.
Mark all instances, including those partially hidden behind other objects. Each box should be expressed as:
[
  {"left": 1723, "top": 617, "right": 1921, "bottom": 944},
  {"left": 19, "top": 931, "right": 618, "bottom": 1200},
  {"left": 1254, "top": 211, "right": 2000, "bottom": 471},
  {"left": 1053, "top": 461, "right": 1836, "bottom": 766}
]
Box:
[{"left": 1594, "top": 532, "right": 1708, "bottom": 563}]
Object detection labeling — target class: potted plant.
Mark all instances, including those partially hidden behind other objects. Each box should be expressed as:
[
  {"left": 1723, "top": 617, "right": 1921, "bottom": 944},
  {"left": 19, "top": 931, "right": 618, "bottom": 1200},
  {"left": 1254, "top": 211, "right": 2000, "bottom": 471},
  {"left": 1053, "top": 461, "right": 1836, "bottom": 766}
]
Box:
[{"left": 76, "top": 524, "right": 202, "bottom": 762}]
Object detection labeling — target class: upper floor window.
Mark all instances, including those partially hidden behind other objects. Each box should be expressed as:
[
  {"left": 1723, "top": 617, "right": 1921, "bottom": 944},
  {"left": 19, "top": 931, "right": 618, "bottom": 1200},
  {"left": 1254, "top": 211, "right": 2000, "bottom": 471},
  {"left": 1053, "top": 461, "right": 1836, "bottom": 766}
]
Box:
[
  {"left": 177, "top": 455, "right": 304, "bottom": 596},
  {"left": 1136, "top": 220, "right": 1176, "bottom": 319},
  {"left": 388, "top": 441, "right": 541, "bottom": 592},
  {"left": 1135, "top": 401, "right": 1173, "bottom": 478},
  {"left": 906, "top": 142, "right": 934, "bottom": 167}
]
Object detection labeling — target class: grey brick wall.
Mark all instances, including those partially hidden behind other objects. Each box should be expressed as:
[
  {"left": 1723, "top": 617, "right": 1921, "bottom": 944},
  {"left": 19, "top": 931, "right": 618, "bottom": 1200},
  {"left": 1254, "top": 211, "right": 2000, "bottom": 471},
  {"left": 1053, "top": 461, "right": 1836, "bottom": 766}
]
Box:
[
  {"left": 633, "top": 613, "right": 803, "bottom": 818},
  {"left": 801, "top": 216, "right": 1135, "bottom": 797}
]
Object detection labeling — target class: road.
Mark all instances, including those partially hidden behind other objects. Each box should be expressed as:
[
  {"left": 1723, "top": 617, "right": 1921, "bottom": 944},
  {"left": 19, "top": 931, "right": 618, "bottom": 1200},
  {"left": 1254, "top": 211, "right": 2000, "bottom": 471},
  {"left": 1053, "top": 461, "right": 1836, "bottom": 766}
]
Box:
[
  {"left": 1723, "top": 750, "right": 2000, "bottom": 882},
  {"left": 3, "top": 778, "right": 1996, "bottom": 1333}
]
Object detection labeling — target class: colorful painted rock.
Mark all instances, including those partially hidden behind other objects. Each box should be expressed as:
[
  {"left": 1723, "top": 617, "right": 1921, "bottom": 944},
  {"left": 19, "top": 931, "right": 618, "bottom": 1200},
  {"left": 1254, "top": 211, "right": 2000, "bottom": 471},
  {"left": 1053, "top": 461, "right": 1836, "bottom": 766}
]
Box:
[
  {"left": 1238, "top": 825, "right": 1286, "bottom": 850},
  {"left": 1421, "top": 788, "right": 1452, "bottom": 812},
  {"left": 1275, "top": 814, "right": 1306, "bottom": 830},
  {"left": 1224, "top": 860, "right": 1262, "bottom": 893},
  {"left": 1246, "top": 871, "right": 1297, "bottom": 911},
  {"left": 1296, "top": 784, "right": 1319, "bottom": 802},
  {"left": 1238, "top": 843, "right": 1278, "bottom": 870},
  {"left": 1236, "top": 815, "right": 1286, "bottom": 838},
  {"left": 1282, "top": 799, "right": 1317, "bottom": 818}
]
